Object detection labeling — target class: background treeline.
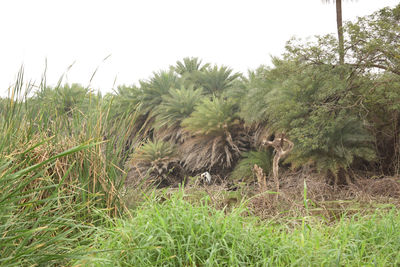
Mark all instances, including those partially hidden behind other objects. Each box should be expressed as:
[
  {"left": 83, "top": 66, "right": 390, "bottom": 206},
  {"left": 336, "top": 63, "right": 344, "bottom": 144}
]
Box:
[
  {"left": 99, "top": 4, "right": 400, "bottom": 187},
  {"left": 1, "top": 5, "right": 399, "bottom": 189}
]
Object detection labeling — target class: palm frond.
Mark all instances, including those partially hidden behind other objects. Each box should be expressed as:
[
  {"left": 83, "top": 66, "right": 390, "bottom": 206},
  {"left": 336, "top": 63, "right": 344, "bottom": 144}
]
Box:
[
  {"left": 174, "top": 57, "right": 210, "bottom": 75},
  {"left": 153, "top": 85, "right": 203, "bottom": 143},
  {"left": 182, "top": 96, "right": 239, "bottom": 136},
  {"left": 197, "top": 65, "right": 242, "bottom": 95},
  {"left": 140, "top": 70, "right": 181, "bottom": 114},
  {"left": 155, "top": 85, "right": 203, "bottom": 129}
]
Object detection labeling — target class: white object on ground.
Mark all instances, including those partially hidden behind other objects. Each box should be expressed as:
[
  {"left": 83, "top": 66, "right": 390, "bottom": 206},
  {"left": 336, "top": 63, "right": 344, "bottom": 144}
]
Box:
[{"left": 200, "top": 172, "right": 212, "bottom": 184}]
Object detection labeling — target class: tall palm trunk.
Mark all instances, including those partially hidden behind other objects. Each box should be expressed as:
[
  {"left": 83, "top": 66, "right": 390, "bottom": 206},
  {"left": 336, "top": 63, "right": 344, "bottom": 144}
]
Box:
[
  {"left": 323, "top": 0, "right": 346, "bottom": 64},
  {"left": 336, "top": 0, "right": 345, "bottom": 64}
]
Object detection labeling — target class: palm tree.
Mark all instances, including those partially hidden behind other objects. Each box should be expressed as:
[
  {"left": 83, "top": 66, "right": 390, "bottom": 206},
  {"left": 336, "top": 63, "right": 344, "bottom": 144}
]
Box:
[
  {"left": 33, "top": 83, "right": 90, "bottom": 117},
  {"left": 110, "top": 71, "right": 181, "bottom": 152},
  {"left": 323, "top": 0, "right": 348, "bottom": 65},
  {"left": 173, "top": 57, "right": 210, "bottom": 89},
  {"left": 174, "top": 57, "right": 210, "bottom": 75},
  {"left": 140, "top": 70, "right": 181, "bottom": 114},
  {"left": 180, "top": 96, "right": 249, "bottom": 173},
  {"left": 197, "top": 65, "right": 242, "bottom": 95},
  {"left": 153, "top": 85, "right": 203, "bottom": 143}
]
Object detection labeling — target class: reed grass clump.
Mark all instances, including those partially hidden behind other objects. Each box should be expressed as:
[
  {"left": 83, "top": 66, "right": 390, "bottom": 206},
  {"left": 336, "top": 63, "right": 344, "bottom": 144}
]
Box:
[{"left": 0, "top": 142, "right": 104, "bottom": 266}]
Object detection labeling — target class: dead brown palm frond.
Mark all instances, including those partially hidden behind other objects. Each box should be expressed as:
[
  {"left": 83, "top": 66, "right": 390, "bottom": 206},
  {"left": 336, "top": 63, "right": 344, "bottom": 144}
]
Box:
[
  {"left": 180, "top": 135, "right": 225, "bottom": 172},
  {"left": 179, "top": 123, "right": 250, "bottom": 174},
  {"left": 153, "top": 124, "right": 188, "bottom": 144},
  {"left": 249, "top": 122, "right": 273, "bottom": 148}
]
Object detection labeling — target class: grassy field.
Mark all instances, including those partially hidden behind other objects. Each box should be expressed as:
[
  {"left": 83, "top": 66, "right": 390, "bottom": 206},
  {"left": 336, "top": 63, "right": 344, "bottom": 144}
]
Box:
[
  {"left": 72, "top": 191, "right": 400, "bottom": 266},
  {"left": 1, "top": 152, "right": 400, "bottom": 267},
  {"left": 1, "top": 134, "right": 399, "bottom": 266}
]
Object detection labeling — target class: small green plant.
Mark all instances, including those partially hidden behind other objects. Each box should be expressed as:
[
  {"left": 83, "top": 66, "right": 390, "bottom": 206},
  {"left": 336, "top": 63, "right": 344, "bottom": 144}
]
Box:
[
  {"left": 125, "top": 140, "right": 184, "bottom": 188},
  {"left": 231, "top": 149, "right": 273, "bottom": 182}
]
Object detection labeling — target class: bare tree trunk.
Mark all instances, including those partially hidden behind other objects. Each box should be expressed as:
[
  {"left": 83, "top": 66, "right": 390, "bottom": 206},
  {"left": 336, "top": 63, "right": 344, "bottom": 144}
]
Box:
[
  {"left": 263, "top": 134, "right": 294, "bottom": 201},
  {"left": 272, "top": 153, "right": 280, "bottom": 198},
  {"left": 253, "top": 164, "right": 267, "bottom": 192},
  {"left": 336, "top": 0, "right": 345, "bottom": 64}
]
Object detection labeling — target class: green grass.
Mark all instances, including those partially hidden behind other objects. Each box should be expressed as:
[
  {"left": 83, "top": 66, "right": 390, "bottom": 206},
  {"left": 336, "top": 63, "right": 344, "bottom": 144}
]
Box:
[{"left": 75, "top": 191, "right": 400, "bottom": 266}]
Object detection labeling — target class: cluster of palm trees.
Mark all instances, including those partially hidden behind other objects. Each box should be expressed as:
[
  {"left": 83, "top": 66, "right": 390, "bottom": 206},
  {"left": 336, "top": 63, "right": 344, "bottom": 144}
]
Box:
[
  {"left": 8, "top": 2, "right": 396, "bottom": 190},
  {"left": 113, "top": 55, "right": 376, "bottom": 189},
  {"left": 110, "top": 58, "right": 262, "bottom": 187}
]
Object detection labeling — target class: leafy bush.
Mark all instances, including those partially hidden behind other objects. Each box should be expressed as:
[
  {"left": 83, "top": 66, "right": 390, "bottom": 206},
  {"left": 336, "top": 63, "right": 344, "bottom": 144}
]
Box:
[
  {"left": 346, "top": 4, "right": 400, "bottom": 76},
  {"left": 363, "top": 73, "right": 400, "bottom": 174},
  {"left": 240, "top": 57, "right": 376, "bottom": 183},
  {"left": 270, "top": 63, "right": 375, "bottom": 182}
]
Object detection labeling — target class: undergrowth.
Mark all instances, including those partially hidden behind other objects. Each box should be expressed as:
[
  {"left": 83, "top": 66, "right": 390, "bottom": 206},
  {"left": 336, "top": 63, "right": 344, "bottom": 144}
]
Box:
[{"left": 75, "top": 191, "right": 400, "bottom": 266}]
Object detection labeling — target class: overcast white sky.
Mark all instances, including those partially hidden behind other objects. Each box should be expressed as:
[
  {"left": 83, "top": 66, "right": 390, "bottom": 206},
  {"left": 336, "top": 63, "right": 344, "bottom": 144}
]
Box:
[{"left": 0, "top": 0, "right": 398, "bottom": 96}]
